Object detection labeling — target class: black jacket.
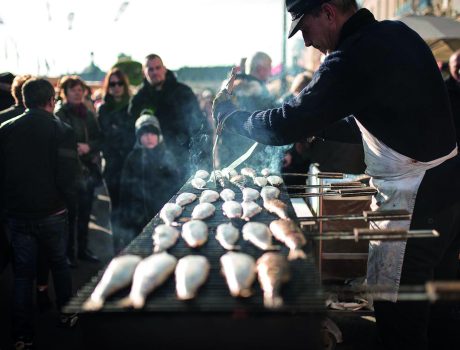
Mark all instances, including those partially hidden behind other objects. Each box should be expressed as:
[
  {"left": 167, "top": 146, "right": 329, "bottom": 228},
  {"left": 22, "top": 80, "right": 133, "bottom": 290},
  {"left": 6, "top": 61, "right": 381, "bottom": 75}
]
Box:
[
  {"left": 0, "top": 109, "right": 80, "bottom": 219},
  {"left": 445, "top": 76, "right": 460, "bottom": 147},
  {"left": 0, "top": 104, "right": 25, "bottom": 125},
  {"left": 128, "top": 71, "right": 211, "bottom": 175},
  {"left": 225, "top": 9, "right": 456, "bottom": 162}
]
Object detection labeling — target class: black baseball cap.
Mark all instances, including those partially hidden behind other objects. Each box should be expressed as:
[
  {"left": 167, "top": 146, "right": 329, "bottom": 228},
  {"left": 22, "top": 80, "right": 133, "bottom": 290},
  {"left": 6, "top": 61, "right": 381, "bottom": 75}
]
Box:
[{"left": 286, "top": 0, "right": 330, "bottom": 38}]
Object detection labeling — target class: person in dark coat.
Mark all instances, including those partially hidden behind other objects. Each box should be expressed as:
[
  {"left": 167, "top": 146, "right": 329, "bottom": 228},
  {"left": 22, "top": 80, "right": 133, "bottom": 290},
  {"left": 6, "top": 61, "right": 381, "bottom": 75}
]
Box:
[
  {"left": 0, "top": 72, "right": 15, "bottom": 112},
  {"left": 446, "top": 50, "right": 460, "bottom": 147},
  {"left": 213, "top": 1, "right": 460, "bottom": 348},
  {"left": 0, "top": 78, "right": 80, "bottom": 349},
  {"left": 0, "top": 74, "right": 32, "bottom": 124},
  {"left": 98, "top": 68, "right": 136, "bottom": 254},
  {"left": 55, "top": 75, "right": 103, "bottom": 264},
  {"left": 119, "top": 110, "right": 179, "bottom": 250},
  {"left": 128, "top": 54, "right": 211, "bottom": 185}
]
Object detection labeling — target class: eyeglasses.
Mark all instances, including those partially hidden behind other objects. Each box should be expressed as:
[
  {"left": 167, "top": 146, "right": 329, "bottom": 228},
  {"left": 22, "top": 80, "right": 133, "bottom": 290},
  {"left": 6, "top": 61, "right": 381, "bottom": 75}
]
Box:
[{"left": 109, "top": 81, "right": 124, "bottom": 87}]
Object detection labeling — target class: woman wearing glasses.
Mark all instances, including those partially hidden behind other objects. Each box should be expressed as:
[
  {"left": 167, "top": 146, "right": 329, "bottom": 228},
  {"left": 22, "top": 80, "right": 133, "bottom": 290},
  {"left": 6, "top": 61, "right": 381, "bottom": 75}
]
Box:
[{"left": 98, "top": 68, "right": 135, "bottom": 254}]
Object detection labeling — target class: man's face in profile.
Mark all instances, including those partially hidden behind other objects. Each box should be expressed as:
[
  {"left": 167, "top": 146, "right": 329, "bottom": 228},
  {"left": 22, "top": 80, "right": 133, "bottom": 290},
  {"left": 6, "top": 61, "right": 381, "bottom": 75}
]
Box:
[{"left": 144, "top": 58, "right": 167, "bottom": 87}]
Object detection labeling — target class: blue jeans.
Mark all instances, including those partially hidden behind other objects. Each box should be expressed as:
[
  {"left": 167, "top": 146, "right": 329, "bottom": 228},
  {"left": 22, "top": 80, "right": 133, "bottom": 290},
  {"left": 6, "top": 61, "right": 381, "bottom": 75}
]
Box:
[{"left": 8, "top": 211, "right": 72, "bottom": 339}]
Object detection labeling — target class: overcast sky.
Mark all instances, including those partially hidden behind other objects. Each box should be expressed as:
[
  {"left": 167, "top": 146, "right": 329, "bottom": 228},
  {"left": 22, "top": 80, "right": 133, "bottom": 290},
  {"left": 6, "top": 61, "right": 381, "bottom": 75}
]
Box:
[{"left": 0, "top": 0, "right": 302, "bottom": 76}]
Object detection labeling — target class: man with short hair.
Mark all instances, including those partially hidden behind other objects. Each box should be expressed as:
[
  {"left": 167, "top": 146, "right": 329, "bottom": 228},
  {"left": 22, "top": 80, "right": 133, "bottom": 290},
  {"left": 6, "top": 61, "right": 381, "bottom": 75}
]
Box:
[
  {"left": 0, "top": 74, "right": 32, "bottom": 124},
  {"left": 0, "top": 78, "right": 80, "bottom": 349},
  {"left": 129, "top": 54, "right": 210, "bottom": 184},
  {"left": 213, "top": 0, "right": 460, "bottom": 348}
]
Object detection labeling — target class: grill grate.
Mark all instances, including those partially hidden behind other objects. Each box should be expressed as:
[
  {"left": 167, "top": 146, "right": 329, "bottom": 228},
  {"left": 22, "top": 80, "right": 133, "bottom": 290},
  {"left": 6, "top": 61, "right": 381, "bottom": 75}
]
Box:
[{"left": 65, "top": 178, "right": 324, "bottom": 314}]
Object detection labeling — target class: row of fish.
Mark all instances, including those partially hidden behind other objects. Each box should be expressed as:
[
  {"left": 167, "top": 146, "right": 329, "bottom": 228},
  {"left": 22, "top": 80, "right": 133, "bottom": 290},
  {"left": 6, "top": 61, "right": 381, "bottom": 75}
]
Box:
[{"left": 82, "top": 250, "right": 290, "bottom": 311}]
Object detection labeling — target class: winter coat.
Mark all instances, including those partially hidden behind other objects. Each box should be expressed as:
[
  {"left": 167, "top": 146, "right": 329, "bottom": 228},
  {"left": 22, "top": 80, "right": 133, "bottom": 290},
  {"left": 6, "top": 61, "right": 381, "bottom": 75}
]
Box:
[
  {"left": 0, "top": 104, "right": 25, "bottom": 125},
  {"left": 445, "top": 76, "right": 460, "bottom": 147}
]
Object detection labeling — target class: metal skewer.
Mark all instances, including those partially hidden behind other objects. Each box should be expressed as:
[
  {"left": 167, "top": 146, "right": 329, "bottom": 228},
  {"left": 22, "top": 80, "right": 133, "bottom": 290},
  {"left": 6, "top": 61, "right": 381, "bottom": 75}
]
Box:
[
  {"left": 304, "top": 228, "right": 439, "bottom": 242},
  {"left": 297, "top": 209, "right": 411, "bottom": 222},
  {"left": 290, "top": 187, "right": 377, "bottom": 198},
  {"left": 282, "top": 172, "right": 345, "bottom": 179}
]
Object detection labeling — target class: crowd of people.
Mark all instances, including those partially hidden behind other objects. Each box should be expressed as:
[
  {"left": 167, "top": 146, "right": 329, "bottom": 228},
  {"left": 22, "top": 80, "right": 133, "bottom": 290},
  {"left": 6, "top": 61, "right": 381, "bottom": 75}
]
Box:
[{"left": 0, "top": 9, "right": 459, "bottom": 347}]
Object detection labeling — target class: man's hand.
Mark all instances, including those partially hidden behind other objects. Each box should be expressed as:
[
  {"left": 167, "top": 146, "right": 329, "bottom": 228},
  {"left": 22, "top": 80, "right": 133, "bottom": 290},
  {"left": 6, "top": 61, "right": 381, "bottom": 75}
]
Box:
[
  {"left": 212, "top": 89, "right": 237, "bottom": 130},
  {"left": 77, "top": 143, "right": 90, "bottom": 156}
]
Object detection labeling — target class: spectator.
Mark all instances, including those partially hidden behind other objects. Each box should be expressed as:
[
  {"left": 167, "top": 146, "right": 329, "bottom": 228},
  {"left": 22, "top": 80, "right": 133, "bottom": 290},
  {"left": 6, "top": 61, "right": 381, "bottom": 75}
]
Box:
[
  {"left": 0, "top": 74, "right": 32, "bottom": 124},
  {"left": 98, "top": 68, "right": 135, "bottom": 254},
  {"left": 446, "top": 49, "right": 460, "bottom": 147},
  {"left": 55, "top": 75, "right": 103, "bottom": 264},
  {"left": 128, "top": 54, "right": 210, "bottom": 185},
  {"left": 0, "top": 78, "right": 80, "bottom": 349},
  {"left": 119, "top": 110, "right": 179, "bottom": 246},
  {"left": 0, "top": 72, "right": 15, "bottom": 111}
]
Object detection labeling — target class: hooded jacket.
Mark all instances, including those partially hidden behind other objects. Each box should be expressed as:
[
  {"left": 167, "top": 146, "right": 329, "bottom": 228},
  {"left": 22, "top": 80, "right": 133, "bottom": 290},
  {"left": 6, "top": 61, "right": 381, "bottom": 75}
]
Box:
[{"left": 119, "top": 113, "right": 179, "bottom": 238}]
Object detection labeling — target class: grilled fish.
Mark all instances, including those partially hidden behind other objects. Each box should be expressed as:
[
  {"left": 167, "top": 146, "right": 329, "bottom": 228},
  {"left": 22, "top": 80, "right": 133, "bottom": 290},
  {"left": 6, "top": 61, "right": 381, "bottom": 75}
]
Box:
[
  {"left": 199, "top": 189, "right": 220, "bottom": 203},
  {"left": 152, "top": 224, "right": 179, "bottom": 253},
  {"left": 182, "top": 220, "right": 208, "bottom": 247},
  {"left": 241, "top": 167, "right": 257, "bottom": 179},
  {"left": 257, "top": 252, "right": 290, "bottom": 309},
  {"left": 242, "top": 222, "right": 280, "bottom": 251},
  {"left": 191, "top": 202, "right": 216, "bottom": 220},
  {"left": 261, "top": 168, "right": 271, "bottom": 177},
  {"left": 191, "top": 178, "right": 206, "bottom": 189},
  {"left": 222, "top": 168, "right": 238, "bottom": 180},
  {"left": 230, "top": 174, "right": 245, "bottom": 185},
  {"left": 242, "top": 187, "right": 259, "bottom": 202},
  {"left": 264, "top": 198, "right": 289, "bottom": 220},
  {"left": 119, "top": 252, "right": 177, "bottom": 309},
  {"left": 241, "top": 201, "right": 263, "bottom": 221},
  {"left": 216, "top": 222, "right": 240, "bottom": 250},
  {"left": 220, "top": 252, "right": 256, "bottom": 298},
  {"left": 175, "top": 192, "right": 197, "bottom": 207},
  {"left": 83, "top": 255, "right": 142, "bottom": 311},
  {"left": 254, "top": 176, "right": 268, "bottom": 187},
  {"left": 195, "top": 169, "right": 210, "bottom": 180},
  {"left": 160, "top": 203, "right": 183, "bottom": 226},
  {"left": 222, "top": 200, "right": 243, "bottom": 219},
  {"left": 175, "top": 255, "right": 210, "bottom": 300},
  {"left": 220, "top": 188, "right": 235, "bottom": 202},
  {"left": 260, "top": 186, "right": 280, "bottom": 201},
  {"left": 269, "top": 219, "right": 307, "bottom": 260},
  {"left": 267, "top": 175, "right": 284, "bottom": 186}
]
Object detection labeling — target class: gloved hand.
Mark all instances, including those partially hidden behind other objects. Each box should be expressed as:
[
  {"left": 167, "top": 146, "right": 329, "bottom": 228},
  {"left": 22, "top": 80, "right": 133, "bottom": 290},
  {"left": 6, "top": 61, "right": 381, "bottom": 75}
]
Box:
[{"left": 212, "top": 89, "right": 238, "bottom": 131}]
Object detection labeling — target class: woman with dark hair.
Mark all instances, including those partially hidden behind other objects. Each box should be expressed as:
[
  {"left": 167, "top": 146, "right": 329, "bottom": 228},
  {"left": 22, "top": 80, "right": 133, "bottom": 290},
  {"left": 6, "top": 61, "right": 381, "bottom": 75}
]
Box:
[
  {"left": 98, "top": 68, "right": 136, "bottom": 254},
  {"left": 55, "top": 75, "right": 102, "bottom": 264}
]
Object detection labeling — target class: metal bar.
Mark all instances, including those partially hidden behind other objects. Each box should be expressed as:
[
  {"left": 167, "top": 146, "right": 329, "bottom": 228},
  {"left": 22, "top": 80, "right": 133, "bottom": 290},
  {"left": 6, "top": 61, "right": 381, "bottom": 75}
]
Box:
[
  {"left": 282, "top": 172, "right": 345, "bottom": 179},
  {"left": 297, "top": 209, "right": 411, "bottom": 222},
  {"left": 305, "top": 229, "right": 439, "bottom": 241},
  {"left": 291, "top": 190, "right": 377, "bottom": 199}
]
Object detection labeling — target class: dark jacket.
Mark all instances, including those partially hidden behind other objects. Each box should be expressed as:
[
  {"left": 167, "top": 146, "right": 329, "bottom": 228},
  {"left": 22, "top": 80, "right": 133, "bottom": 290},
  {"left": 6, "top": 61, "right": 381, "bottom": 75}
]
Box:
[
  {"left": 128, "top": 71, "right": 210, "bottom": 177},
  {"left": 226, "top": 9, "right": 456, "bottom": 162},
  {"left": 445, "top": 76, "right": 460, "bottom": 147},
  {"left": 0, "top": 109, "right": 80, "bottom": 219},
  {"left": 119, "top": 115, "right": 179, "bottom": 236},
  {"left": 98, "top": 97, "right": 135, "bottom": 182},
  {"left": 0, "top": 104, "right": 25, "bottom": 125}
]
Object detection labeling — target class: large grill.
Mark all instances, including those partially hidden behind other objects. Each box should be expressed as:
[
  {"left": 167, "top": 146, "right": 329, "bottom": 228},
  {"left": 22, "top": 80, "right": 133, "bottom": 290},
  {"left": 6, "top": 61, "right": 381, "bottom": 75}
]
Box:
[{"left": 65, "top": 177, "right": 324, "bottom": 349}]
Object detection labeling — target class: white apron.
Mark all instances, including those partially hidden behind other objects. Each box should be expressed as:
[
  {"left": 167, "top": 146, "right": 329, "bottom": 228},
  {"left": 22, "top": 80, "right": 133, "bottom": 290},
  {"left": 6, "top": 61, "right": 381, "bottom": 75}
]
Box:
[{"left": 355, "top": 119, "right": 457, "bottom": 302}]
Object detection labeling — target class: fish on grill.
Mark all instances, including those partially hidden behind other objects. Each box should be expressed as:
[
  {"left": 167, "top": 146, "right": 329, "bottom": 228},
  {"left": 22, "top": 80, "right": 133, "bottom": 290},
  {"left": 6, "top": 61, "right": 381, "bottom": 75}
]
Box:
[
  {"left": 160, "top": 203, "right": 183, "bottom": 225},
  {"left": 175, "top": 192, "right": 197, "bottom": 207},
  {"left": 195, "top": 170, "right": 210, "bottom": 180},
  {"left": 241, "top": 167, "right": 257, "bottom": 179},
  {"left": 254, "top": 176, "right": 268, "bottom": 187},
  {"left": 220, "top": 188, "right": 235, "bottom": 202},
  {"left": 269, "top": 219, "right": 307, "bottom": 260},
  {"left": 261, "top": 168, "right": 271, "bottom": 177},
  {"left": 191, "top": 202, "right": 216, "bottom": 220},
  {"left": 257, "top": 252, "right": 290, "bottom": 309},
  {"left": 175, "top": 255, "right": 210, "bottom": 300},
  {"left": 191, "top": 178, "right": 207, "bottom": 189},
  {"left": 152, "top": 224, "right": 180, "bottom": 253},
  {"left": 82, "top": 255, "right": 142, "bottom": 311},
  {"left": 119, "top": 252, "right": 177, "bottom": 309},
  {"left": 230, "top": 174, "right": 245, "bottom": 185},
  {"left": 182, "top": 220, "right": 208, "bottom": 247},
  {"left": 222, "top": 168, "right": 238, "bottom": 180},
  {"left": 264, "top": 198, "right": 289, "bottom": 220},
  {"left": 222, "top": 200, "right": 243, "bottom": 219},
  {"left": 216, "top": 222, "right": 240, "bottom": 250},
  {"left": 267, "top": 175, "right": 284, "bottom": 186},
  {"left": 241, "top": 201, "right": 263, "bottom": 221},
  {"left": 199, "top": 189, "right": 220, "bottom": 203},
  {"left": 242, "top": 187, "right": 260, "bottom": 202},
  {"left": 260, "top": 186, "right": 280, "bottom": 201},
  {"left": 242, "top": 222, "right": 280, "bottom": 251},
  {"left": 220, "top": 251, "right": 256, "bottom": 298}
]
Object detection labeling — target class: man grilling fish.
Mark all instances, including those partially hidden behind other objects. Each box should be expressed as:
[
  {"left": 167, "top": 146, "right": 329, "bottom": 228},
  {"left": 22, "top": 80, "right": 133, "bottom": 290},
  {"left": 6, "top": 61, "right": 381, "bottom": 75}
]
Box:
[{"left": 212, "top": 1, "right": 460, "bottom": 349}]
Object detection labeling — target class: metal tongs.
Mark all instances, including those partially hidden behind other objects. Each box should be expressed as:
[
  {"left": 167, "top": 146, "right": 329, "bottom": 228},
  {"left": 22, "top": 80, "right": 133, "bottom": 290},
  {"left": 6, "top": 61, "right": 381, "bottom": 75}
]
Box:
[{"left": 211, "top": 67, "right": 238, "bottom": 188}]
